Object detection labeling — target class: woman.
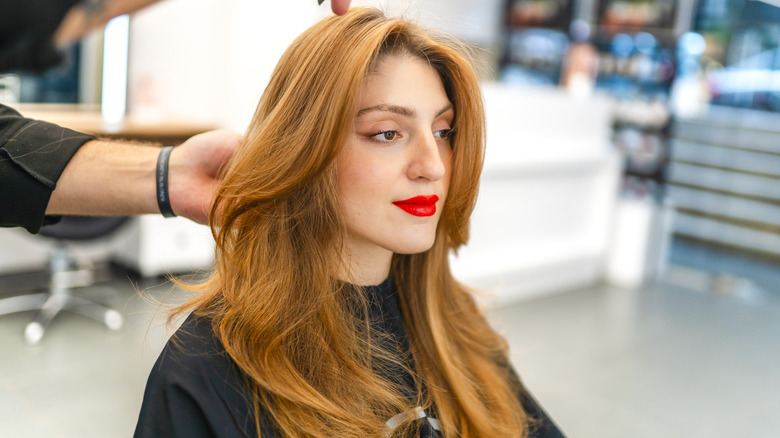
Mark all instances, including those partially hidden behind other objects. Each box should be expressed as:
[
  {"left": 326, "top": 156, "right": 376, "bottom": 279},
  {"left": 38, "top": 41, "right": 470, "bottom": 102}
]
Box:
[{"left": 135, "top": 7, "right": 564, "bottom": 438}]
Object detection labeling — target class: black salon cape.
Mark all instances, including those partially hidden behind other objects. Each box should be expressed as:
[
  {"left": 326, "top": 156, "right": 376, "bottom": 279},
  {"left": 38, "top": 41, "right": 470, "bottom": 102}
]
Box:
[
  {"left": 0, "top": 104, "right": 94, "bottom": 233},
  {"left": 134, "top": 278, "right": 565, "bottom": 437}
]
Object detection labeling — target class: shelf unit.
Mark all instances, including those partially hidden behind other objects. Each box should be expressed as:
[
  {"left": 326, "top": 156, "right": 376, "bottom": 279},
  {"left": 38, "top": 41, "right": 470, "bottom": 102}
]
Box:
[{"left": 667, "top": 106, "right": 780, "bottom": 260}]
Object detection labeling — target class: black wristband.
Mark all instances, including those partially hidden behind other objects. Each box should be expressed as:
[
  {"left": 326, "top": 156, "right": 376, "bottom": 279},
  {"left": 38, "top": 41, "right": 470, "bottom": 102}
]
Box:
[{"left": 156, "top": 146, "right": 176, "bottom": 218}]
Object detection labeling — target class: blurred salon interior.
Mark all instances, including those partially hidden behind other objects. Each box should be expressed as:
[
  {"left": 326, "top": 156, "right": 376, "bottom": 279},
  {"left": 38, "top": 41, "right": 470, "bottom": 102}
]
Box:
[{"left": 1, "top": 0, "right": 779, "bottom": 436}]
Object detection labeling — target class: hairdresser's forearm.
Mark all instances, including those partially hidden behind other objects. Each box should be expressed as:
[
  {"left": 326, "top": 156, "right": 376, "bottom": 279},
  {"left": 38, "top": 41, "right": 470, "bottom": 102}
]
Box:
[
  {"left": 55, "top": 0, "right": 162, "bottom": 47},
  {"left": 46, "top": 129, "right": 240, "bottom": 224},
  {"left": 46, "top": 140, "right": 159, "bottom": 217},
  {"left": 55, "top": 0, "right": 352, "bottom": 47}
]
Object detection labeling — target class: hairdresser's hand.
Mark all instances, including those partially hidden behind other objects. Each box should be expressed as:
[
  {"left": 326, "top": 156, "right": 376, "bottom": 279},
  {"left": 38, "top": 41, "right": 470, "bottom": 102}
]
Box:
[
  {"left": 330, "top": 0, "right": 351, "bottom": 15},
  {"left": 168, "top": 130, "right": 240, "bottom": 225}
]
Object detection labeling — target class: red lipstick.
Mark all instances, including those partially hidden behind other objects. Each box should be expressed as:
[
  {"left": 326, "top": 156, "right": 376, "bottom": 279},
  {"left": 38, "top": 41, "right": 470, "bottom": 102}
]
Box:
[{"left": 393, "top": 195, "right": 439, "bottom": 217}]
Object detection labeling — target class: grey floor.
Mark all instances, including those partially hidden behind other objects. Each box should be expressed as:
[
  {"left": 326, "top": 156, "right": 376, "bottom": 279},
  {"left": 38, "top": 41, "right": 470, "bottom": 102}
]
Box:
[{"left": 1, "top": 242, "right": 779, "bottom": 438}]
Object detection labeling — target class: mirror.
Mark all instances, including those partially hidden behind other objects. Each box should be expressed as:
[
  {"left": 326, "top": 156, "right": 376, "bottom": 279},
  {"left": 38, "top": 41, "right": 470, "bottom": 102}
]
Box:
[{"left": 0, "top": 28, "right": 104, "bottom": 106}]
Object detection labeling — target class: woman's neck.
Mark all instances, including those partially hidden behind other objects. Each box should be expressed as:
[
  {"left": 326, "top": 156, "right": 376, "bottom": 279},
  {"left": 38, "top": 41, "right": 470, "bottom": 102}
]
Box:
[{"left": 339, "top": 240, "right": 393, "bottom": 286}]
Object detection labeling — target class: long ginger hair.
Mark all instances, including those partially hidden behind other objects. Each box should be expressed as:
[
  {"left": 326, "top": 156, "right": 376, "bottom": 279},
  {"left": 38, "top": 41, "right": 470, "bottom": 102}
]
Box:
[{"left": 176, "top": 7, "right": 530, "bottom": 437}]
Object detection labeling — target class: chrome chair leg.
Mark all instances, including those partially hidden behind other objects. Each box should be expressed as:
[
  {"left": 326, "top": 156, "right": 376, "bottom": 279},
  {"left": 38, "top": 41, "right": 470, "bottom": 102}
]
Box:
[
  {"left": 22, "top": 291, "right": 124, "bottom": 345},
  {"left": 24, "top": 294, "right": 66, "bottom": 345},
  {"left": 0, "top": 293, "right": 49, "bottom": 316},
  {"left": 65, "top": 295, "right": 124, "bottom": 330}
]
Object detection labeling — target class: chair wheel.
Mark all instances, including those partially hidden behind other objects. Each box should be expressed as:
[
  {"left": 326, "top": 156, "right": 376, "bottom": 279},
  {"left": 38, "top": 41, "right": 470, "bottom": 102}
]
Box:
[
  {"left": 24, "top": 322, "right": 44, "bottom": 345},
  {"left": 105, "top": 310, "right": 123, "bottom": 330}
]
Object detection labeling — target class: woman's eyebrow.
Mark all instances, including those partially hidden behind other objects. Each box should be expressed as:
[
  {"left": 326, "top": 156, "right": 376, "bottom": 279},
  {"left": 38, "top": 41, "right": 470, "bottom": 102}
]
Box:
[
  {"left": 357, "top": 104, "right": 415, "bottom": 117},
  {"left": 436, "top": 103, "right": 453, "bottom": 117},
  {"left": 356, "top": 103, "right": 454, "bottom": 118}
]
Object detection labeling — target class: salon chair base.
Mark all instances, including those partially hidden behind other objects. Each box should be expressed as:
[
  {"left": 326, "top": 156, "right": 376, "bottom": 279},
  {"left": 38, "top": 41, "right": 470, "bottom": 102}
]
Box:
[{"left": 0, "top": 245, "right": 123, "bottom": 345}]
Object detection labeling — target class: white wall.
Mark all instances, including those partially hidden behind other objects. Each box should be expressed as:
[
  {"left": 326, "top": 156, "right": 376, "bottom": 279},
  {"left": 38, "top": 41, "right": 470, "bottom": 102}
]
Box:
[{"left": 365, "top": 0, "right": 504, "bottom": 48}]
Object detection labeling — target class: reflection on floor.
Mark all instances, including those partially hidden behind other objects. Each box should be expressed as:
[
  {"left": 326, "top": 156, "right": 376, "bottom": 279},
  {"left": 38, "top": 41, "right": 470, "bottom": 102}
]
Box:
[{"left": 0, "top": 241, "right": 778, "bottom": 438}]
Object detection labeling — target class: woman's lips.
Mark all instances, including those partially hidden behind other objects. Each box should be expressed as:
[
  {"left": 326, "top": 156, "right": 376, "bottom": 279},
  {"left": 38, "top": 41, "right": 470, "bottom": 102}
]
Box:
[{"left": 393, "top": 195, "right": 439, "bottom": 217}]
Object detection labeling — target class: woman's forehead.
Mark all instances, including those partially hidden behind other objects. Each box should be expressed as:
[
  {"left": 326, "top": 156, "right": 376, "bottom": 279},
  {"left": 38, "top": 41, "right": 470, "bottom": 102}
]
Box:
[{"left": 358, "top": 55, "right": 450, "bottom": 112}]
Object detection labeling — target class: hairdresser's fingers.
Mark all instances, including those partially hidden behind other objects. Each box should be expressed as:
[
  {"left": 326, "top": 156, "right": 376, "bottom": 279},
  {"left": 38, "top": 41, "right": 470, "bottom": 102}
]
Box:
[
  {"left": 330, "top": 0, "right": 351, "bottom": 15},
  {"left": 168, "top": 130, "right": 241, "bottom": 225}
]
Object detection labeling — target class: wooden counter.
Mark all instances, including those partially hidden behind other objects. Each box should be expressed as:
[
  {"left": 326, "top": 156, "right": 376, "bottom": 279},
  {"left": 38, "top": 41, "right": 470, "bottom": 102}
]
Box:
[{"left": 14, "top": 103, "right": 216, "bottom": 145}]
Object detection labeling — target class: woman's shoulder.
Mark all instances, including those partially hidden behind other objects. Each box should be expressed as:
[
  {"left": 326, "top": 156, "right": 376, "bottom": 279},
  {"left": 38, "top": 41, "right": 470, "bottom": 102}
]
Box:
[
  {"left": 169, "top": 313, "right": 224, "bottom": 354},
  {"left": 135, "top": 314, "right": 259, "bottom": 437},
  {"left": 152, "top": 314, "right": 233, "bottom": 376}
]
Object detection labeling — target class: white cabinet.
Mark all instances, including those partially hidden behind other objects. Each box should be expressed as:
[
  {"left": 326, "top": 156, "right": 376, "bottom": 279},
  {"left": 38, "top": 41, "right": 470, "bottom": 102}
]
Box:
[
  {"left": 112, "top": 216, "right": 214, "bottom": 277},
  {"left": 450, "top": 83, "right": 621, "bottom": 304}
]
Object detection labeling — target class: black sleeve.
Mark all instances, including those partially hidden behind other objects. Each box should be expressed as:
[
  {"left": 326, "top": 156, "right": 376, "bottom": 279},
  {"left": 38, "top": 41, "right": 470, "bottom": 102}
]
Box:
[
  {"left": 134, "top": 315, "right": 275, "bottom": 438},
  {"left": 0, "top": 104, "right": 95, "bottom": 233}
]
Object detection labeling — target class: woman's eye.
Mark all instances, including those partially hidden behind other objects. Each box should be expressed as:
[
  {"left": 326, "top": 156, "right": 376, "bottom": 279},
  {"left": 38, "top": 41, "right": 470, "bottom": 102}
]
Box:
[
  {"left": 435, "top": 128, "right": 454, "bottom": 140},
  {"left": 370, "top": 130, "right": 399, "bottom": 142}
]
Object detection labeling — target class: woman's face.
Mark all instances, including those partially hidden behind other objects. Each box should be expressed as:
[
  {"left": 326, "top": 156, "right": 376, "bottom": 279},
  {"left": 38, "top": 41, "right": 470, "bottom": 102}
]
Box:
[{"left": 336, "top": 54, "right": 453, "bottom": 274}]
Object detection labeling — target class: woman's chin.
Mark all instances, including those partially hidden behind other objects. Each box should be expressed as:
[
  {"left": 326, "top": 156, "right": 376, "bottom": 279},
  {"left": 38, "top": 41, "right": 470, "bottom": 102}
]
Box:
[{"left": 390, "top": 237, "right": 437, "bottom": 255}]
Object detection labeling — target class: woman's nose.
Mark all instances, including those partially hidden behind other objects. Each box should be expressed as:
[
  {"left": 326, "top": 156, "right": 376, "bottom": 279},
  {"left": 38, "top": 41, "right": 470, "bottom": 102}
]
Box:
[{"left": 406, "top": 132, "right": 448, "bottom": 182}]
